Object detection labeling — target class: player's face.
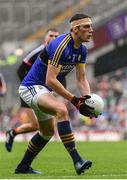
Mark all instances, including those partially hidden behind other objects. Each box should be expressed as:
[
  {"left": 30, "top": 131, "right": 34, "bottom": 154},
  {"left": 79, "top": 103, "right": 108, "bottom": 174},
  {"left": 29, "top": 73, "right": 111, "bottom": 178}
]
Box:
[
  {"left": 76, "top": 18, "right": 93, "bottom": 42},
  {"left": 45, "top": 31, "right": 59, "bottom": 44}
]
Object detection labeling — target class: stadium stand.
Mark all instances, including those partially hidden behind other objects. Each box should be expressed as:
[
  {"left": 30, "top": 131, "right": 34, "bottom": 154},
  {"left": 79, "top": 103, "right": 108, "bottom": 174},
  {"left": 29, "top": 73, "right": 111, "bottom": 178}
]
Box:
[{"left": 1, "top": 0, "right": 127, "bottom": 44}]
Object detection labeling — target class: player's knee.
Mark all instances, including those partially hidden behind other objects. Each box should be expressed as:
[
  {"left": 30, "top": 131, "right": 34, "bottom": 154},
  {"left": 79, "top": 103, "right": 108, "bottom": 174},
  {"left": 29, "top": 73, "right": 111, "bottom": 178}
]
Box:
[{"left": 56, "top": 103, "right": 68, "bottom": 119}]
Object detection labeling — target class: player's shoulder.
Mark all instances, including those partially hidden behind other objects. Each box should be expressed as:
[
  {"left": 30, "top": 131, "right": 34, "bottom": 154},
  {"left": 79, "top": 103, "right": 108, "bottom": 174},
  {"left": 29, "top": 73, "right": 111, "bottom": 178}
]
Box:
[
  {"left": 81, "top": 43, "right": 87, "bottom": 50},
  {"left": 25, "top": 44, "right": 45, "bottom": 58},
  {"left": 23, "top": 44, "right": 45, "bottom": 63},
  {"left": 56, "top": 33, "right": 71, "bottom": 40},
  {"left": 49, "top": 33, "right": 71, "bottom": 46},
  {"left": 33, "top": 44, "right": 45, "bottom": 52}
]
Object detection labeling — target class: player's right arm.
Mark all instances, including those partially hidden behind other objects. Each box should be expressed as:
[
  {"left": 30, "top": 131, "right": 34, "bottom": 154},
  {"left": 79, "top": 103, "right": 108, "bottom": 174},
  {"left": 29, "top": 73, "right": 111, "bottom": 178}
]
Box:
[
  {"left": 46, "top": 63, "right": 74, "bottom": 101},
  {"left": 46, "top": 34, "right": 74, "bottom": 101},
  {"left": 46, "top": 63, "right": 94, "bottom": 117}
]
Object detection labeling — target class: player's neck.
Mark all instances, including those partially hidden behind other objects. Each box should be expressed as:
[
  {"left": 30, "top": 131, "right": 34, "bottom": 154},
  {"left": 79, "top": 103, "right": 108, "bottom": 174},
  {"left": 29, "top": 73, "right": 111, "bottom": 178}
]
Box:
[{"left": 71, "top": 33, "right": 81, "bottom": 49}]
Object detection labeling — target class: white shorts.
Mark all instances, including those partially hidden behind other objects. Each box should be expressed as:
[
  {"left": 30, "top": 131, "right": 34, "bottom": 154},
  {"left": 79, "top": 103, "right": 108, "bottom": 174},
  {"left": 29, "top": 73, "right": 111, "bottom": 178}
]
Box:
[{"left": 19, "top": 85, "right": 54, "bottom": 121}]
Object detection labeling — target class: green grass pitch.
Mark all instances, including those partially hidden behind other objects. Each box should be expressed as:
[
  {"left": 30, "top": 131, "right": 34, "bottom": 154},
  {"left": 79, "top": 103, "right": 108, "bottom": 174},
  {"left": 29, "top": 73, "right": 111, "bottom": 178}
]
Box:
[{"left": 0, "top": 141, "right": 127, "bottom": 179}]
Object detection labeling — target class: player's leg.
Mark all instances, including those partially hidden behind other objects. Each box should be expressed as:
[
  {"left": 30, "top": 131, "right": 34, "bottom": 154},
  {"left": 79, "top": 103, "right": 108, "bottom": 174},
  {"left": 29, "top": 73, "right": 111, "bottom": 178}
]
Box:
[
  {"left": 12, "top": 108, "right": 38, "bottom": 135},
  {"left": 37, "top": 93, "right": 92, "bottom": 174},
  {"left": 14, "top": 85, "right": 56, "bottom": 173},
  {"left": 16, "top": 85, "right": 92, "bottom": 174},
  {"left": 57, "top": 119, "right": 92, "bottom": 174},
  {"left": 5, "top": 108, "right": 39, "bottom": 152},
  {"left": 14, "top": 91, "right": 63, "bottom": 174},
  {"left": 15, "top": 118, "right": 55, "bottom": 174}
]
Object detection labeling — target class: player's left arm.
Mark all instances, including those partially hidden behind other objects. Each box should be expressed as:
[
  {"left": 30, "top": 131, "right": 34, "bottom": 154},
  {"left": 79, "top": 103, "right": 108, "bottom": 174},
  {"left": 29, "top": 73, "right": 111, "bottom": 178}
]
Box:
[{"left": 75, "top": 63, "right": 91, "bottom": 96}]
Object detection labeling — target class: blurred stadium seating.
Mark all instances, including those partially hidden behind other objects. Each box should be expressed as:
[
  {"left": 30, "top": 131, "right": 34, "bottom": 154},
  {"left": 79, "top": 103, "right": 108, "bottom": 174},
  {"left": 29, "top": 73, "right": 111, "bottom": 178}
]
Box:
[
  {"left": 1, "top": 0, "right": 127, "bottom": 44},
  {"left": 1, "top": 0, "right": 127, "bottom": 140}
]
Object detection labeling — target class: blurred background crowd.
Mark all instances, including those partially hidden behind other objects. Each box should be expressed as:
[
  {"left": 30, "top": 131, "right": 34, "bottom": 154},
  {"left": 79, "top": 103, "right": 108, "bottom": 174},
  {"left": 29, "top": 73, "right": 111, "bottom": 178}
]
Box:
[{"left": 0, "top": 0, "right": 127, "bottom": 140}]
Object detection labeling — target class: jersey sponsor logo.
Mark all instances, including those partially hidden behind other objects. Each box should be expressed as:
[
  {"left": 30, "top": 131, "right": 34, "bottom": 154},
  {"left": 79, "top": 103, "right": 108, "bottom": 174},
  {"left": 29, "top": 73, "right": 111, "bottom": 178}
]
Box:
[{"left": 60, "top": 64, "right": 75, "bottom": 73}]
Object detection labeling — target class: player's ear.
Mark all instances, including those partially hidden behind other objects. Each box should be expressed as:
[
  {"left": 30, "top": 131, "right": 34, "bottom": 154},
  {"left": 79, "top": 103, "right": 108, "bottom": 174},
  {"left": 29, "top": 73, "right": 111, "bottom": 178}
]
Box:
[{"left": 72, "top": 26, "right": 78, "bottom": 33}]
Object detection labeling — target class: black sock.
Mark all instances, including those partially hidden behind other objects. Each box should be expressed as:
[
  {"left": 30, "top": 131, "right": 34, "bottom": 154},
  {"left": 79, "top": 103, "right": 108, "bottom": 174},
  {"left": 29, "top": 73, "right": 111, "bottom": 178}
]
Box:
[
  {"left": 17, "top": 132, "right": 51, "bottom": 169},
  {"left": 57, "top": 121, "right": 82, "bottom": 164}
]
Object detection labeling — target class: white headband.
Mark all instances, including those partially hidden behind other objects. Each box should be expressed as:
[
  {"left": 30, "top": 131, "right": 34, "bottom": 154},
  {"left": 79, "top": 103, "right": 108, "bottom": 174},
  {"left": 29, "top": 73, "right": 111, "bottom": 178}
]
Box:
[{"left": 70, "top": 18, "right": 92, "bottom": 28}]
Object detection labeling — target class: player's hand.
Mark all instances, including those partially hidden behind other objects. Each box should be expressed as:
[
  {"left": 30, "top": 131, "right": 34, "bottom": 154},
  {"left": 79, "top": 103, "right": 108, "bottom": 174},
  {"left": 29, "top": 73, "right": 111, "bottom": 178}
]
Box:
[{"left": 71, "top": 95, "right": 94, "bottom": 117}]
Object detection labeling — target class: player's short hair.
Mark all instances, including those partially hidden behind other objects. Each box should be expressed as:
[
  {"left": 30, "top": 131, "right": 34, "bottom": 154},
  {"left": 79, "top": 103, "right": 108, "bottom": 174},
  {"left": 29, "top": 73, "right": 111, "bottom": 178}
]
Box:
[
  {"left": 46, "top": 28, "right": 59, "bottom": 33},
  {"left": 70, "top": 13, "right": 91, "bottom": 23}
]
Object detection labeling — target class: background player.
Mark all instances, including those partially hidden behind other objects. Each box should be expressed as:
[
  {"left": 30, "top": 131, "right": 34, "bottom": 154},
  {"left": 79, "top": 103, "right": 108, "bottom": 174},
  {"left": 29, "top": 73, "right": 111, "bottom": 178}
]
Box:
[{"left": 5, "top": 28, "right": 60, "bottom": 152}]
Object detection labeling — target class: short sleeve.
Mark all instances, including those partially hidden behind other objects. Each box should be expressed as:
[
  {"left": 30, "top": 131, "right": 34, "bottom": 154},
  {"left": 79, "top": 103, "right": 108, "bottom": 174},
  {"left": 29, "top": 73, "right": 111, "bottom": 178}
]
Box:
[{"left": 47, "top": 34, "right": 71, "bottom": 67}]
